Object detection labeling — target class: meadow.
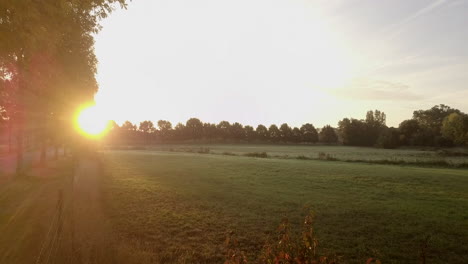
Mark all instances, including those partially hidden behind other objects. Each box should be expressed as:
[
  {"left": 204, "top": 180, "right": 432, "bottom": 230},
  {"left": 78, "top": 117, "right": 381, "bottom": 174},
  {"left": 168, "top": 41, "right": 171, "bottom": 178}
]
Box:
[
  {"left": 100, "top": 147, "right": 468, "bottom": 263},
  {"left": 108, "top": 144, "right": 468, "bottom": 167}
]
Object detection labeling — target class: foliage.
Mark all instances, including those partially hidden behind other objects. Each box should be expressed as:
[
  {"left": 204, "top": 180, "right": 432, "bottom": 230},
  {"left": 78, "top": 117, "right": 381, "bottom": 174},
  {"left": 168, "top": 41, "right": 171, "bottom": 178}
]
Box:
[{"left": 319, "top": 125, "right": 338, "bottom": 144}]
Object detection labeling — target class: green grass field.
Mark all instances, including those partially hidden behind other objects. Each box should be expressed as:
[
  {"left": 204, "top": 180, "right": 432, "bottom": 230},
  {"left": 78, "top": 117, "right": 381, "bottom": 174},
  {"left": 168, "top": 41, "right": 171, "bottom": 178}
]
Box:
[
  {"left": 108, "top": 144, "right": 468, "bottom": 167},
  {"left": 100, "top": 148, "right": 468, "bottom": 263}
]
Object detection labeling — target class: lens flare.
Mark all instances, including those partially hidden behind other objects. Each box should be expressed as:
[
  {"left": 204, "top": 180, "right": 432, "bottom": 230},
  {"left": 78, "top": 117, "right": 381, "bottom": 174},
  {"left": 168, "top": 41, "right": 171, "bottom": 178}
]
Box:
[{"left": 76, "top": 105, "right": 109, "bottom": 137}]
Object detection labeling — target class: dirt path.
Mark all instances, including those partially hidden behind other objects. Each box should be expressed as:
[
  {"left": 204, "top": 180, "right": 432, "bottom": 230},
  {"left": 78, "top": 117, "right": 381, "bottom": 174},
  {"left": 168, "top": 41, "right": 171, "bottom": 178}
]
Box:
[
  {"left": 0, "top": 156, "right": 121, "bottom": 264},
  {"left": 67, "top": 157, "right": 118, "bottom": 264}
]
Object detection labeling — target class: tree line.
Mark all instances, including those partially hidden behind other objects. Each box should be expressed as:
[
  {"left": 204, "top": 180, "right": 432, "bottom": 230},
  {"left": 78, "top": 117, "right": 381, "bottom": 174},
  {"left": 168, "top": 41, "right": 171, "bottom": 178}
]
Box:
[
  {"left": 109, "top": 104, "right": 468, "bottom": 148},
  {"left": 0, "top": 0, "right": 129, "bottom": 171}
]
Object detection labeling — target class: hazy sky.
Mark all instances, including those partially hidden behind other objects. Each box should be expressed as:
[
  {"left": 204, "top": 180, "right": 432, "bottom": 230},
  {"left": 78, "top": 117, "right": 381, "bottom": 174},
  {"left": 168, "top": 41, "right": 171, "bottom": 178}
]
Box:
[{"left": 94, "top": 0, "right": 468, "bottom": 128}]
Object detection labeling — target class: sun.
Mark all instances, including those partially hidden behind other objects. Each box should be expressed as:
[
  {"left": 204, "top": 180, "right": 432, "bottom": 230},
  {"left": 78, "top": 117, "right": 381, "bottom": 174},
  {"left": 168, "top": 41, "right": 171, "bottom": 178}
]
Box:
[{"left": 76, "top": 105, "right": 109, "bottom": 137}]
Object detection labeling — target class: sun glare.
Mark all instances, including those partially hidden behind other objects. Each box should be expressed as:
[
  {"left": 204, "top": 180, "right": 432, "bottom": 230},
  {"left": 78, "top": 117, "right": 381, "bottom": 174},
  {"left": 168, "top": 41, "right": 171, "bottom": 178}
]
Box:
[{"left": 76, "top": 105, "right": 109, "bottom": 137}]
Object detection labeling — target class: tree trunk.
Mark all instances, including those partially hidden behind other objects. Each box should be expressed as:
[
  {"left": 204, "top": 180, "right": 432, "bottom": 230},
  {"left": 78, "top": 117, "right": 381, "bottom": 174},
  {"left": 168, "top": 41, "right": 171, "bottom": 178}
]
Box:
[
  {"left": 15, "top": 127, "right": 23, "bottom": 174},
  {"left": 8, "top": 121, "right": 12, "bottom": 153}
]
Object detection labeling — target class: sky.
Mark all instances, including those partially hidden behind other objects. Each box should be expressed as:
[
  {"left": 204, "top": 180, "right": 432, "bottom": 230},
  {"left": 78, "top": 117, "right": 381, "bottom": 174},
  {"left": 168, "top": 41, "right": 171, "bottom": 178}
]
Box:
[{"left": 94, "top": 0, "right": 468, "bottom": 128}]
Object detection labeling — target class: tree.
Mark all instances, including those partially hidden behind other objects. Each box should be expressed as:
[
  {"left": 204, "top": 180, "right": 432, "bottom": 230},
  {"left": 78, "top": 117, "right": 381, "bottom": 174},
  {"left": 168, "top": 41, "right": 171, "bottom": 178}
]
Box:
[
  {"left": 121, "top": 121, "right": 137, "bottom": 131},
  {"left": 244, "top": 125, "right": 256, "bottom": 142},
  {"left": 291, "top": 127, "right": 302, "bottom": 143},
  {"left": 158, "top": 120, "right": 172, "bottom": 141},
  {"left": 376, "top": 127, "right": 400, "bottom": 149},
  {"left": 174, "top": 123, "right": 186, "bottom": 141},
  {"left": 186, "top": 118, "right": 203, "bottom": 140},
  {"left": 139, "top": 121, "right": 155, "bottom": 133},
  {"left": 412, "top": 104, "right": 461, "bottom": 146},
  {"left": 230, "top": 122, "right": 245, "bottom": 141},
  {"left": 217, "top": 121, "right": 231, "bottom": 140},
  {"left": 279, "top": 123, "right": 292, "bottom": 142},
  {"left": 398, "top": 119, "right": 420, "bottom": 145},
  {"left": 256, "top": 124, "right": 269, "bottom": 141},
  {"left": 300, "top": 123, "right": 318, "bottom": 143},
  {"left": 319, "top": 125, "right": 338, "bottom": 144},
  {"left": 203, "top": 122, "right": 217, "bottom": 142},
  {"left": 442, "top": 113, "right": 468, "bottom": 145},
  {"left": 0, "top": 0, "right": 129, "bottom": 171},
  {"left": 268, "top": 125, "right": 280, "bottom": 142}
]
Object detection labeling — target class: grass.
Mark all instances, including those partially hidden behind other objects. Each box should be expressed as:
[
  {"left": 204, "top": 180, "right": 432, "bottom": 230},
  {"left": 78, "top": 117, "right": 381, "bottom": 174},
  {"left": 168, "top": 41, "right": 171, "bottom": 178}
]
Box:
[
  {"left": 100, "top": 150, "right": 468, "bottom": 263},
  {"left": 116, "top": 144, "right": 468, "bottom": 168}
]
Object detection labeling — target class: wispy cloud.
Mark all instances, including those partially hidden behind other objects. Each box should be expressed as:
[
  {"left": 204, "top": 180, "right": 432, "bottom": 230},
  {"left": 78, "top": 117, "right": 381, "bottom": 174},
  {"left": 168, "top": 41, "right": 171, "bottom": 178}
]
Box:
[
  {"left": 330, "top": 79, "right": 423, "bottom": 101},
  {"left": 384, "top": 0, "right": 447, "bottom": 40}
]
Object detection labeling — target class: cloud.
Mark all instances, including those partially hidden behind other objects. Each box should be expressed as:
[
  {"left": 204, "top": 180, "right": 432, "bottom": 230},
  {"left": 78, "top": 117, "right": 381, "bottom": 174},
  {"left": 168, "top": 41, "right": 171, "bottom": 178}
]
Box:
[
  {"left": 330, "top": 78, "right": 423, "bottom": 101},
  {"left": 385, "top": 0, "right": 447, "bottom": 40}
]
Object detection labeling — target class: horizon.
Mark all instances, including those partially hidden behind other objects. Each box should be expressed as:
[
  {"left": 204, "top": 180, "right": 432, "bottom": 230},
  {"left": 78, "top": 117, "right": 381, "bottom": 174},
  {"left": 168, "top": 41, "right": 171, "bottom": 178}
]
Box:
[{"left": 95, "top": 0, "right": 468, "bottom": 128}]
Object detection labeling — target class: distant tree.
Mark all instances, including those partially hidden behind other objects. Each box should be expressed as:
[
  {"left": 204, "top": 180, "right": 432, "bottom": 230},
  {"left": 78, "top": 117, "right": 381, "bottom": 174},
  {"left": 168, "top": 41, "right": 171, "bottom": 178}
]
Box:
[
  {"left": 230, "top": 122, "right": 245, "bottom": 141},
  {"left": 319, "top": 125, "right": 338, "bottom": 144},
  {"left": 256, "top": 124, "right": 269, "bottom": 141},
  {"left": 398, "top": 119, "right": 420, "bottom": 145},
  {"left": 412, "top": 104, "right": 460, "bottom": 146},
  {"left": 279, "top": 123, "right": 292, "bottom": 142},
  {"left": 244, "top": 125, "right": 256, "bottom": 142},
  {"left": 291, "top": 127, "right": 302, "bottom": 143},
  {"left": 338, "top": 118, "right": 368, "bottom": 146},
  {"left": 203, "top": 122, "right": 217, "bottom": 142},
  {"left": 338, "top": 110, "right": 386, "bottom": 146},
  {"left": 376, "top": 127, "right": 400, "bottom": 149},
  {"left": 109, "top": 120, "right": 120, "bottom": 131},
  {"left": 174, "top": 123, "right": 186, "bottom": 141},
  {"left": 158, "top": 120, "right": 173, "bottom": 140},
  {"left": 365, "top": 110, "right": 387, "bottom": 144},
  {"left": 139, "top": 121, "right": 155, "bottom": 133},
  {"left": 268, "top": 125, "right": 280, "bottom": 142},
  {"left": 300, "top": 123, "right": 318, "bottom": 143},
  {"left": 186, "top": 118, "right": 203, "bottom": 140},
  {"left": 442, "top": 113, "right": 468, "bottom": 146},
  {"left": 217, "top": 121, "right": 231, "bottom": 140},
  {"left": 121, "top": 121, "right": 137, "bottom": 131},
  {"left": 413, "top": 104, "right": 460, "bottom": 133}
]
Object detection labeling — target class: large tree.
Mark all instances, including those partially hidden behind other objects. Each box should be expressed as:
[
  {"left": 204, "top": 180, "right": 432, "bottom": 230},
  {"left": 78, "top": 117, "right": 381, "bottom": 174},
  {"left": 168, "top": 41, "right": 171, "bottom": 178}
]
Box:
[
  {"left": 300, "top": 123, "right": 318, "bottom": 143},
  {"left": 442, "top": 113, "right": 468, "bottom": 146},
  {"left": 0, "top": 0, "right": 129, "bottom": 172}
]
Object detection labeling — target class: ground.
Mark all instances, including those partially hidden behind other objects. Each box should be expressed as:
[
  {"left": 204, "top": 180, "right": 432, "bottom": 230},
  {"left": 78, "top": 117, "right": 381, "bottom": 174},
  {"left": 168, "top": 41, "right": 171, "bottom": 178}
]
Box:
[{"left": 0, "top": 145, "right": 467, "bottom": 263}]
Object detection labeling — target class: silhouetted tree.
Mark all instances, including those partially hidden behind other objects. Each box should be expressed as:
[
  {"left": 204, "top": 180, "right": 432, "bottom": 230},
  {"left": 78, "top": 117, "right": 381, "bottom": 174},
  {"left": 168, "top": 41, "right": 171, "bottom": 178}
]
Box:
[
  {"left": 157, "top": 120, "right": 172, "bottom": 141},
  {"left": 230, "top": 122, "right": 245, "bottom": 141},
  {"left": 217, "top": 121, "right": 231, "bottom": 141},
  {"left": 174, "top": 123, "right": 186, "bottom": 141},
  {"left": 203, "top": 122, "right": 217, "bottom": 142},
  {"left": 319, "top": 125, "right": 338, "bottom": 144},
  {"left": 121, "top": 121, "right": 137, "bottom": 131},
  {"left": 376, "top": 127, "right": 400, "bottom": 149},
  {"left": 300, "top": 123, "right": 318, "bottom": 143},
  {"left": 244, "top": 125, "right": 256, "bottom": 142},
  {"left": 139, "top": 121, "right": 155, "bottom": 133},
  {"left": 256, "top": 124, "right": 269, "bottom": 141},
  {"left": 279, "top": 123, "right": 292, "bottom": 142},
  {"left": 291, "top": 127, "right": 302, "bottom": 143},
  {"left": 186, "top": 118, "right": 203, "bottom": 140},
  {"left": 399, "top": 119, "right": 420, "bottom": 145},
  {"left": 268, "top": 125, "right": 280, "bottom": 142}
]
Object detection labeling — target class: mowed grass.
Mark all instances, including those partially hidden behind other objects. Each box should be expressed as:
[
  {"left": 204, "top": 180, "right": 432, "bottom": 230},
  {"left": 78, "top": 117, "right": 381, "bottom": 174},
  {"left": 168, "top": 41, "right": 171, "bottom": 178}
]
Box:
[
  {"left": 131, "top": 144, "right": 468, "bottom": 166},
  {"left": 101, "top": 150, "right": 468, "bottom": 263}
]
